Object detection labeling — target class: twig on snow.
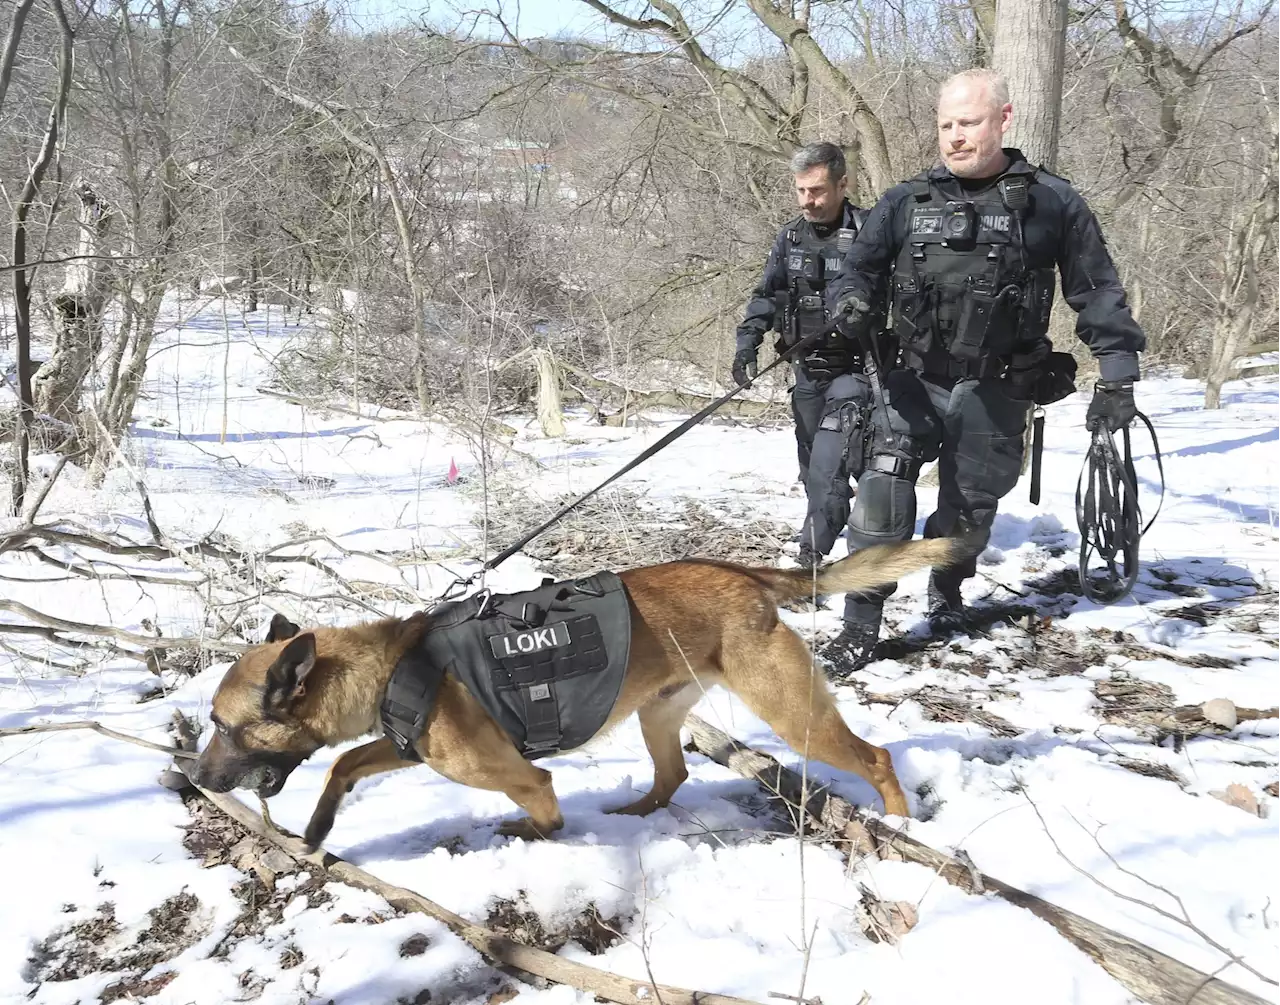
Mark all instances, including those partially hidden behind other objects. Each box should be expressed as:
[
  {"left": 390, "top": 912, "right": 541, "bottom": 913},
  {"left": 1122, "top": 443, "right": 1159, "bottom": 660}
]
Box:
[{"left": 0, "top": 719, "right": 198, "bottom": 758}]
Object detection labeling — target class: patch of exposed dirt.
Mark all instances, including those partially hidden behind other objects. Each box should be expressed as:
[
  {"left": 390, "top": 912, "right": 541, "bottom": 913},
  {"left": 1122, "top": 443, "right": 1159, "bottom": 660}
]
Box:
[
  {"left": 485, "top": 895, "right": 629, "bottom": 955},
  {"left": 25, "top": 891, "right": 203, "bottom": 991},
  {"left": 1109, "top": 757, "right": 1187, "bottom": 787},
  {"left": 479, "top": 488, "right": 793, "bottom": 578},
  {"left": 900, "top": 685, "right": 1021, "bottom": 738},
  {"left": 1094, "top": 674, "right": 1179, "bottom": 728}
]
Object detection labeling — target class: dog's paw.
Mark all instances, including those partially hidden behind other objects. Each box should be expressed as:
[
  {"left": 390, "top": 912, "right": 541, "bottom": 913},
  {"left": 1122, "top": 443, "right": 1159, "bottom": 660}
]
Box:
[
  {"left": 605, "top": 795, "right": 661, "bottom": 817},
  {"left": 303, "top": 803, "right": 336, "bottom": 851},
  {"left": 496, "top": 817, "right": 552, "bottom": 841}
]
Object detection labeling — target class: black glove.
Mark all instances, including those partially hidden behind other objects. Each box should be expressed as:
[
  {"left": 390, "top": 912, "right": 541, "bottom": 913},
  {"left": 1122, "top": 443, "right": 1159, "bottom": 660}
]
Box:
[
  {"left": 1085, "top": 379, "right": 1135, "bottom": 432},
  {"left": 834, "top": 294, "right": 872, "bottom": 338},
  {"left": 835, "top": 294, "right": 872, "bottom": 318},
  {"left": 732, "top": 346, "right": 758, "bottom": 387}
]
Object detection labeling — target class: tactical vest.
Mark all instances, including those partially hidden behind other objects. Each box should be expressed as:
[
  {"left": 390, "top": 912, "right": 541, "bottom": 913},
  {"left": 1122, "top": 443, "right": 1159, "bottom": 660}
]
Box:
[
  {"left": 891, "top": 172, "right": 1054, "bottom": 369},
  {"left": 779, "top": 216, "right": 859, "bottom": 345},
  {"left": 380, "top": 572, "right": 631, "bottom": 763}
]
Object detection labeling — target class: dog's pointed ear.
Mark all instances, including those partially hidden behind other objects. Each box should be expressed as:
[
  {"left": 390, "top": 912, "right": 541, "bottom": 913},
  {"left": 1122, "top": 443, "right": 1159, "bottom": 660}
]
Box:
[
  {"left": 264, "top": 633, "right": 317, "bottom": 711},
  {"left": 266, "top": 613, "right": 301, "bottom": 643}
]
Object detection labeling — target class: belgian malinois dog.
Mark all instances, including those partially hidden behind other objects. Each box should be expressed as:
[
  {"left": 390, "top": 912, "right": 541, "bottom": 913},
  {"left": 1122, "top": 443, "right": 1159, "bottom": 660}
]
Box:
[{"left": 188, "top": 538, "right": 959, "bottom": 847}]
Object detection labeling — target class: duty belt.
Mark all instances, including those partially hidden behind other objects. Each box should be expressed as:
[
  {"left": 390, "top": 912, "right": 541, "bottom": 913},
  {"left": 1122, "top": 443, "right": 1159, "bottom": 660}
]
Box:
[{"left": 902, "top": 348, "right": 1005, "bottom": 380}]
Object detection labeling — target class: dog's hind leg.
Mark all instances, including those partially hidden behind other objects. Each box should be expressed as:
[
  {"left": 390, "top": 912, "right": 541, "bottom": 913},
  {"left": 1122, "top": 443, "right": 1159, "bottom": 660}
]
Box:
[
  {"left": 721, "top": 625, "right": 911, "bottom": 818},
  {"left": 305, "top": 737, "right": 411, "bottom": 850},
  {"left": 608, "top": 683, "right": 703, "bottom": 817}
]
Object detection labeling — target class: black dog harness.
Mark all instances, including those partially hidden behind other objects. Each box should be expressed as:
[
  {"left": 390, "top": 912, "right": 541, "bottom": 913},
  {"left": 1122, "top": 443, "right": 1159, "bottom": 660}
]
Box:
[{"left": 380, "top": 572, "right": 632, "bottom": 762}]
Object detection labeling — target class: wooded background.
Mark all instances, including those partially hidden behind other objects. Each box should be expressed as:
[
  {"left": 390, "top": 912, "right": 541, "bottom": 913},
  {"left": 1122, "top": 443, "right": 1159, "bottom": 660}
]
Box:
[{"left": 2, "top": 0, "right": 1276, "bottom": 510}]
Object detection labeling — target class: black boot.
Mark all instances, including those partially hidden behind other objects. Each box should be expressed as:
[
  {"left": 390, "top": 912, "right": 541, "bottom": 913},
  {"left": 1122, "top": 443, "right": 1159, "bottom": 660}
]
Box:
[
  {"left": 794, "top": 545, "right": 827, "bottom": 605},
  {"left": 817, "top": 621, "right": 881, "bottom": 680},
  {"left": 796, "top": 544, "right": 823, "bottom": 572},
  {"left": 926, "top": 572, "right": 966, "bottom": 633}
]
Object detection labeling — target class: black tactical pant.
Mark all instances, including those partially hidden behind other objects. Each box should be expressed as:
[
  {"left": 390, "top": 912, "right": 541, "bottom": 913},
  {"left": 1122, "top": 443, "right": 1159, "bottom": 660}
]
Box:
[
  {"left": 791, "top": 365, "right": 872, "bottom": 556},
  {"left": 842, "top": 368, "right": 1030, "bottom": 625}
]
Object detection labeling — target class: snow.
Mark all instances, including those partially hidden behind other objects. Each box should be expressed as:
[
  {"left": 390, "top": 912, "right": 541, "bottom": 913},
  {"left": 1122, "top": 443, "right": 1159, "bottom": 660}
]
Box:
[{"left": 2, "top": 297, "right": 1277, "bottom": 1004}]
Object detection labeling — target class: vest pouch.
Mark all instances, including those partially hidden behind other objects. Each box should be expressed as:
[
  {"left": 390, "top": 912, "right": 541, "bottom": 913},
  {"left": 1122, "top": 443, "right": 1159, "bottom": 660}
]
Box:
[
  {"left": 795, "top": 293, "right": 828, "bottom": 340},
  {"left": 952, "top": 283, "right": 1020, "bottom": 361},
  {"left": 892, "top": 277, "right": 933, "bottom": 354}
]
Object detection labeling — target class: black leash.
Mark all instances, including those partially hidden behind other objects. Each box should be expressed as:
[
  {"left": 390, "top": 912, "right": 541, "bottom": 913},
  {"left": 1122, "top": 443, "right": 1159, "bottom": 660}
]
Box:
[
  {"left": 431, "top": 320, "right": 845, "bottom": 600},
  {"left": 1074, "top": 411, "right": 1164, "bottom": 604},
  {"left": 1029, "top": 406, "right": 1045, "bottom": 505}
]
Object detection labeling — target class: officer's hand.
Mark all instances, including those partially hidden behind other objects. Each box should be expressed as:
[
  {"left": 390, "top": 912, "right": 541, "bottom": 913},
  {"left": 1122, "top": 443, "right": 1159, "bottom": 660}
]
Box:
[
  {"left": 835, "top": 294, "right": 872, "bottom": 318},
  {"left": 1085, "top": 380, "right": 1136, "bottom": 432},
  {"left": 834, "top": 294, "right": 872, "bottom": 339},
  {"left": 732, "top": 347, "right": 758, "bottom": 387}
]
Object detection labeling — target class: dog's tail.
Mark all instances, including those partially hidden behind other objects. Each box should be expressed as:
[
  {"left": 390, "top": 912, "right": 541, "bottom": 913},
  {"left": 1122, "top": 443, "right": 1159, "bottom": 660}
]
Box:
[{"left": 756, "top": 537, "right": 965, "bottom": 604}]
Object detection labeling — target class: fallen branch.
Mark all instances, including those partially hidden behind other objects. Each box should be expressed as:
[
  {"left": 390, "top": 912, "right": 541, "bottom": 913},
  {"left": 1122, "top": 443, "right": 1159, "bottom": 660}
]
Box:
[
  {"left": 684, "top": 715, "right": 1269, "bottom": 1005},
  {"left": 0, "top": 598, "right": 249, "bottom": 654},
  {"left": 182, "top": 770, "right": 765, "bottom": 1005},
  {"left": 0, "top": 719, "right": 198, "bottom": 758},
  {"left": 558, "top": 360, "right": 782, "bottom": 421}
]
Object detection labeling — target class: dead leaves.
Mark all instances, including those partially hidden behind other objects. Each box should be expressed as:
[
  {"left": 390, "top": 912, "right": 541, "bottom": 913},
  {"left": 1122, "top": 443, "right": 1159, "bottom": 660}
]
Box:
[
  {"left": 854, "top": 889, "right": 918, "bottom": 945},
  {"left": 1210, "top": 783, "right": 1263, "bottom": 817}
]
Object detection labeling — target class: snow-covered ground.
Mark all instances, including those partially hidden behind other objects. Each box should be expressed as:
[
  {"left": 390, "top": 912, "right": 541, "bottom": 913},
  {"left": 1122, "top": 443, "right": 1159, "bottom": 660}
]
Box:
[{"left": 2, "top": 299, "right": 1277, "bottom": 1005}]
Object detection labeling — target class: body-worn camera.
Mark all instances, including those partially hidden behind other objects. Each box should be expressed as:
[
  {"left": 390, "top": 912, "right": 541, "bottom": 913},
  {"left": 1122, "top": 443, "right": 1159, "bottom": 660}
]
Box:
[{"left": 941, "top": 201, "right": 978, "bottom": 246}]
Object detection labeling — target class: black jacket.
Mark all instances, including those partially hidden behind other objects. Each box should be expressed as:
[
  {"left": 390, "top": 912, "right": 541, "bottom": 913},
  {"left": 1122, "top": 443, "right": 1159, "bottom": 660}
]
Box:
[
  {"left": 828, "top": 150, "right": 1145, "bottom": 381},
  {"left": 734, "top": 198, "right": 866, "bottom": 354}
]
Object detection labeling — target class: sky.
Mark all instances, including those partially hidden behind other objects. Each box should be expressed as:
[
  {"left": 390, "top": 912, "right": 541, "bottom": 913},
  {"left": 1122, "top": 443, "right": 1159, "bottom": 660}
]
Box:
[{"left": 337, "top": 0, "right": 621, "bottom": 38}]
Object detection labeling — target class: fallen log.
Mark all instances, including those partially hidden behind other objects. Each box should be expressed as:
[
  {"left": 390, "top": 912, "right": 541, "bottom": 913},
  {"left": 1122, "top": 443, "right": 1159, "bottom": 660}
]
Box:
[
  {"left": 558, "top": 361, "right": 784, "bottom": 422},
  {"left": 684, "top": 715, "right": 1270, "bottom": 1005},
  {"left": 183, "top": 771, "right": 765, "bottom": 1005}
]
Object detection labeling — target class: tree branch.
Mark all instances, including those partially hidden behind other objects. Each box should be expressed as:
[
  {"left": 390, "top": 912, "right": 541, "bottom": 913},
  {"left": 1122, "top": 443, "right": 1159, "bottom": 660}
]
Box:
[{"left": 0, "top": 719, "right": 197, "bottom": 758}]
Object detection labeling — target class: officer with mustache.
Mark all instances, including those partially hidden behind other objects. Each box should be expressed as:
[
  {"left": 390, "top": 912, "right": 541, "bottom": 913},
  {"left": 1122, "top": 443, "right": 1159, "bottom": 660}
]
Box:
[
  {"left": 732, "top": 142, "right": 882, "bottom": 573},
  {"left": 820, "top": 68, "right": 1146, "bottom": 677}
]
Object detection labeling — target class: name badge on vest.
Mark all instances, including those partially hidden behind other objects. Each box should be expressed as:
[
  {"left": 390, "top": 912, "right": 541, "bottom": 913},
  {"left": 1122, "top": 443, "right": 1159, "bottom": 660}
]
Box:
[
  {"left": 911, "top": 208, "right": 944, "bottom": 236},
  {"left": 490, "top": 622, "right": 571, "bottom": 659}
]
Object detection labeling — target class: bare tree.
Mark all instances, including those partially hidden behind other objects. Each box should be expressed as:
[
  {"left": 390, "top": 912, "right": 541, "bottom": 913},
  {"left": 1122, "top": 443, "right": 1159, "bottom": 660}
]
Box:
[
  {"left": 1105, "top": 0, "right": 1276, "bottom": 210},
  {"left": 7, "top": 0, "right": 74, "bottom": 514},
  {"left": 33, "top": 184, "right": 113, "bottom": 424},
  {"left": 1204, "top": 107, "right": 1277, "bottom": 408},
  {"left": 993, "top": 0, "right": 1068, "bottom": 169}
]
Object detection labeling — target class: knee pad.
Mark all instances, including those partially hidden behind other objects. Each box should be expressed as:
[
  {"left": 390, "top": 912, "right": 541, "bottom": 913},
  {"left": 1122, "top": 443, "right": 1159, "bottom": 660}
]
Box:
[{"left": 848, "top": 470, "right": 917, "bottom": 547}]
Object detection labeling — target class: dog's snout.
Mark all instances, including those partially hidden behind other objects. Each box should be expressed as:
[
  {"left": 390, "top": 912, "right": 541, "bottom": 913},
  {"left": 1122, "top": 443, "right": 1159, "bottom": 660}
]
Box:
[{"left": 187, "top": 757, "right": 234, "bottom": 793}]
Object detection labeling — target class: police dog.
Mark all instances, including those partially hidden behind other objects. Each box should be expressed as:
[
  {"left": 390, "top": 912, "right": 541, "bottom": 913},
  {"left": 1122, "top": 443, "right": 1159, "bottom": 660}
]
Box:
[{"left": 187, "top": 538, "right": 959, "bottom": 847}]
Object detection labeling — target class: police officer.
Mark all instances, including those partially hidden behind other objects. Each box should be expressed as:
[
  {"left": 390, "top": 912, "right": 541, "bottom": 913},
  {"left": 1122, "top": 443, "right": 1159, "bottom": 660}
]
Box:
[
  {"left": 820, "top": 68, "right": 1145, "bottom": 677},
  {"left": 732, "top": 142, "right": 876, "bottom": 569}
]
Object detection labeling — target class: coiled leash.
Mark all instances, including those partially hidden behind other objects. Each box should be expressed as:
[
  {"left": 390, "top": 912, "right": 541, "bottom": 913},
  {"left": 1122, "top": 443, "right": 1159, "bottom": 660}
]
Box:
[
  {"left": 433, "top": 319, "right": 848, "bottom": 602},
  {"left": 1074, "top": 411, "right": 1164, "bottom": 603}
]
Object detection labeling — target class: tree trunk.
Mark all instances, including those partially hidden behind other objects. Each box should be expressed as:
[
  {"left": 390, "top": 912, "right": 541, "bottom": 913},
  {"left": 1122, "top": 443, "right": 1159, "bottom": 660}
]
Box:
[
  {"left": 246, "top": 218, "right": 260, "bottom": 312},
  {"left": 9, "top": 0, "right": 73, "bottom": 515},
  {"left": 970, "top": 0, "right": 997, "bottom": 66},
  {"left": 34, "top": 185, "right": 113, "bottom": 424},
  {"left": 1205, "top": 126, "right": 1278, "bottom": 409},
  {"left": 992, "top": 0, "right": 1068, "bottom": 170},
  {"left": 532, "top": 347, "right": 565, "bottom": 437}
]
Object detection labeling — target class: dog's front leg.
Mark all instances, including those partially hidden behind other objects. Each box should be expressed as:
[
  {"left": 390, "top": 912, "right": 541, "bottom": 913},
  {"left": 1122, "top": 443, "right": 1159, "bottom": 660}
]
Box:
[{"left": 305, "top": 738, "right": 412, "bottom": 850}]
